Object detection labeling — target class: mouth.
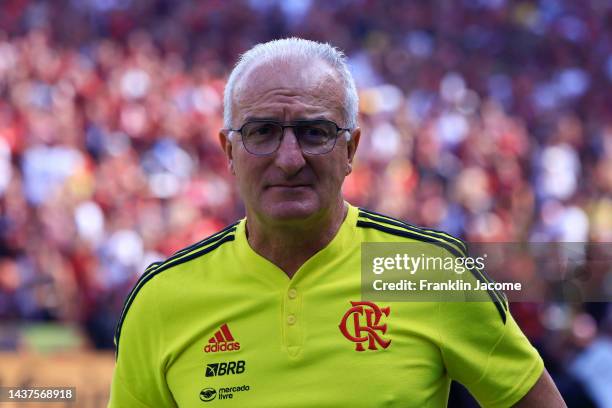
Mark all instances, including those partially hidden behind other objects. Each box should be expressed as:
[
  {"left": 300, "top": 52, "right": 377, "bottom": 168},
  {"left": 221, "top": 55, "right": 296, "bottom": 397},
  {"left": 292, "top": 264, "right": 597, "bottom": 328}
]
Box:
[{"left": 267, "top": 184, "right": 312, "bottom": 189}]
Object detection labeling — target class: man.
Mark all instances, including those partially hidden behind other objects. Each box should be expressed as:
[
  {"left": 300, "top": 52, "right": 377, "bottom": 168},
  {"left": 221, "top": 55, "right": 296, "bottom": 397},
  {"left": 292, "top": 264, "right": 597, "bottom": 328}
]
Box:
[{"left": 109, "top": 38, "right": 565, "bottom": 407}]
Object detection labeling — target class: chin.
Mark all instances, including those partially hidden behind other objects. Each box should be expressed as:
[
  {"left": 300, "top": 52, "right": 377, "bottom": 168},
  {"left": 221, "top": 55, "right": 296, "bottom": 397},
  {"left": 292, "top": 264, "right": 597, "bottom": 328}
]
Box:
[{"left": 263, "top": 199, "right": 321, "bottom": 222}]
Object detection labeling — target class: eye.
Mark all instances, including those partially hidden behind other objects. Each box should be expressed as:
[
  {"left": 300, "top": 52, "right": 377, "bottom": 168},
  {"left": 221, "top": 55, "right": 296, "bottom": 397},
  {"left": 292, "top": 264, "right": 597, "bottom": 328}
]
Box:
[
  {"left": 298, "top": 123, "right": 333, "bottom": 145},
  {"left": 247, "top": 123, "right": 276, "bottom": 138},
  {"left": 303, "top": 126, "right": 327, "bottom": 138},
  {"left": 242, "top": 122, "right": 282, "bottom": 148}
]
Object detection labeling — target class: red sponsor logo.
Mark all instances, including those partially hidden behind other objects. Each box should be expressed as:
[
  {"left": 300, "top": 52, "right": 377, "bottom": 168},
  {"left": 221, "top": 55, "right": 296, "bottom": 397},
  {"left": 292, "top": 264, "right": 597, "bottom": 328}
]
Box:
[
  {"left": 339, "top": 301, "right": 391, "bottom": 351},
  {"left": 204, "top": 323, "right": 241, "bottom": 353}
]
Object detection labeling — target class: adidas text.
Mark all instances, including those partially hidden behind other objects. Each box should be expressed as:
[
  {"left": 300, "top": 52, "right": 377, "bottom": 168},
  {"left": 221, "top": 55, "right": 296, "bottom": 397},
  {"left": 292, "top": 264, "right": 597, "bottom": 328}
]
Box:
[{"left": 204, "top": 342, "right": 241, "bottom": 353}]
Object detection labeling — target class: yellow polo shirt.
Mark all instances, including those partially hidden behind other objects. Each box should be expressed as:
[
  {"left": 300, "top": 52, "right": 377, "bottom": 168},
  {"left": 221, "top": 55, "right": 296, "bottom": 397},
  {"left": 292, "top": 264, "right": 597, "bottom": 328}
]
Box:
[{"left": 109, "top": 204, "right": 543, "bottom": 407}]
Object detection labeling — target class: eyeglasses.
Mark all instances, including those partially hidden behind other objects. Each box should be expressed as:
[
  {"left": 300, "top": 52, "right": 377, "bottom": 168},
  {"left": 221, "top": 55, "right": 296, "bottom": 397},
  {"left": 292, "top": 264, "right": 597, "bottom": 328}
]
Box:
[{"left": 227, "top": 119, "right": 352, "bottom": 156}]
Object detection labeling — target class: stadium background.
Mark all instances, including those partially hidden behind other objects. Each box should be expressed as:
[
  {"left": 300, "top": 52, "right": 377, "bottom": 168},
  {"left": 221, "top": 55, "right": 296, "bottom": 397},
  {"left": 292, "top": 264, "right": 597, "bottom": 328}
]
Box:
[{"left": 0, "top": 0, "right": 611, "bottom": 407}]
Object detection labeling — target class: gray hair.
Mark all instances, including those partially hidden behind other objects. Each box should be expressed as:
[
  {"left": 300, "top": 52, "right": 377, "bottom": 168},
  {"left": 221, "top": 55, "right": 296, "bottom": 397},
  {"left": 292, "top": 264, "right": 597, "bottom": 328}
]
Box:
[{"left": 223, "top": 37, "right": 359, "bottom": 129}]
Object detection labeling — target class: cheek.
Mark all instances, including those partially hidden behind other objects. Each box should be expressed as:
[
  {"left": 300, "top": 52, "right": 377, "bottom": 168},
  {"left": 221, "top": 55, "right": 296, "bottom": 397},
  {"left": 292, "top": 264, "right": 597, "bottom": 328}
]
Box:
[
  {"left": 332, "top": 148, "right": 350, "bottom": 177},
  {"left": 233, "top": 153, "right": 261, "bottom": 194},
  {"left": 315, "top": 157, "right": 348, "bottom": 191},
  {"left": 234, "top": 147, "right": 256, "bottom": 174}
]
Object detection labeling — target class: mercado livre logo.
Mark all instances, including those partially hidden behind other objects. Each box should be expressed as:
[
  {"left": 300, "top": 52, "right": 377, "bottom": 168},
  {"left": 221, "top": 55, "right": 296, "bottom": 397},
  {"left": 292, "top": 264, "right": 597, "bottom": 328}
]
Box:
[{"left": 199, "top": 385, "right": 250, "bottom": 402}]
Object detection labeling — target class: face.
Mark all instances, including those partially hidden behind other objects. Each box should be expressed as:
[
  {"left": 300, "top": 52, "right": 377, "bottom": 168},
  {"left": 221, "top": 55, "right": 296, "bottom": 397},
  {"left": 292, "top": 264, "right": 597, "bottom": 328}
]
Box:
[{"left": 219, "top": 59, "right": 360, "bottom": 224}]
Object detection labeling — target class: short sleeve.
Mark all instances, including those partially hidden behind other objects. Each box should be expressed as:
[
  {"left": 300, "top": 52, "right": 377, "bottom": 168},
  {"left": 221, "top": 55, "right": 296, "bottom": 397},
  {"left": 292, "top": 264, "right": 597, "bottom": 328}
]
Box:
[
  {"left": 438, "top": 301, "right": 544, "bottom": 408},
  {"left": 108, "top": 276, "right": 177, "bottom": 408}
]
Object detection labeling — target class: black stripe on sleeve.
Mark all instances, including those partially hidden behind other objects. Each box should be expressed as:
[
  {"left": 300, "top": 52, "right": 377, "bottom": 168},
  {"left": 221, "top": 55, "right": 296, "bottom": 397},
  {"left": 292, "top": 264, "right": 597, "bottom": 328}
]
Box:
[
  {"left": 357, "top": 220, "right": 507, "bottom": 324},
  {"left": 114, "top": 225, "right": 238, "bottom": 358},
  {"left": 114, "top": 224, "right": 238, "bottom": 343},
  {"left": 358, "top": 210, "right": 506, "bottom": 309},
  {"left": 358, "top": 208, "right": 468, "bottom": 253}
]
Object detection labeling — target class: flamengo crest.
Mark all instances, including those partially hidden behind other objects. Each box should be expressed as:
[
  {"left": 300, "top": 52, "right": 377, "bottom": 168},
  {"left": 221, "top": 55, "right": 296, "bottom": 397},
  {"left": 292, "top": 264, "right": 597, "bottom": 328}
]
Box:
[{"left": 338, "top": 301, "right": 391, "bottom": 351}]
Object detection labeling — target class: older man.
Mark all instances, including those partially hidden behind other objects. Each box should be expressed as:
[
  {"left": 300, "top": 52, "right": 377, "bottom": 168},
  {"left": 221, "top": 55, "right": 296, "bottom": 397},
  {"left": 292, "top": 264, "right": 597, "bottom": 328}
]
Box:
[{"left": 109, "top": 38, "right": 565, "bottom": 407}]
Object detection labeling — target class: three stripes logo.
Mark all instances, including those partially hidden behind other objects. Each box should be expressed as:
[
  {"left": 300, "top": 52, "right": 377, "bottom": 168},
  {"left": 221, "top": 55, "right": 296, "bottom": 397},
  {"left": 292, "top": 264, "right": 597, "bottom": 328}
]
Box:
[{"left": 204, "top": 323, "right": 241, "bottom": 353}]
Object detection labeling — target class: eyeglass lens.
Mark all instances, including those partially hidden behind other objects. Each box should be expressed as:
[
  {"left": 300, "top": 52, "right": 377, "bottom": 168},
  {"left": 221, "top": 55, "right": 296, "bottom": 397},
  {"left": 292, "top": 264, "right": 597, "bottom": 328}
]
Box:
[{"left": 241, "top": 121, "right": 337, "bottom": 155}]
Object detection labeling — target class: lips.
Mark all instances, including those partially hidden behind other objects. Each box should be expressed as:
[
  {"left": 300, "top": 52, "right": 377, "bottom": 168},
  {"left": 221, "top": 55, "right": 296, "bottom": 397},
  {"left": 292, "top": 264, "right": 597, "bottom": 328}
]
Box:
[
  {"left": 267, "top": 184, "right": 312, "bottom": 189},
  {"left": 265, "top": 179, "right": 313, "bottom": 188}
]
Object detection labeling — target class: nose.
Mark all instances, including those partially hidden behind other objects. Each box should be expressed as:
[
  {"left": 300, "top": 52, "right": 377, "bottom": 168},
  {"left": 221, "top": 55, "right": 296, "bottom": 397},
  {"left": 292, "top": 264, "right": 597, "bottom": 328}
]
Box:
[{"left": 274, "top": 128, "right": 306, "bottom": 176}]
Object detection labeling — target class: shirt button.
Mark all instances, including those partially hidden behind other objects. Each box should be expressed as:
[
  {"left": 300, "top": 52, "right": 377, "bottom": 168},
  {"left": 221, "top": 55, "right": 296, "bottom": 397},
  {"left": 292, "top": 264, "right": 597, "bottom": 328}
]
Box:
[
  {"left": 288, "top": 289, "right": 297, "bottom": 299},
  {"left": 287, "top": 314, "right": 296, "bottom": 325}
]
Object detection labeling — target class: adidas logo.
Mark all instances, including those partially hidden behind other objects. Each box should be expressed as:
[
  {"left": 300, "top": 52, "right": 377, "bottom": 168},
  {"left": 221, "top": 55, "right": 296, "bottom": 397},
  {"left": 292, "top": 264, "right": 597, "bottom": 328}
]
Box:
[{"left": 204, "top": 323, "right": 241, "bottom": 353}]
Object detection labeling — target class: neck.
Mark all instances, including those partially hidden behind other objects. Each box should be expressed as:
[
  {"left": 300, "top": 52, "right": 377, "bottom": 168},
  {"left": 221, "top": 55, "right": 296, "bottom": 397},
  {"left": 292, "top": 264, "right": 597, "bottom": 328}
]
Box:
[{"left": 246, "top": 200, "right": 347, "bottom": 278}]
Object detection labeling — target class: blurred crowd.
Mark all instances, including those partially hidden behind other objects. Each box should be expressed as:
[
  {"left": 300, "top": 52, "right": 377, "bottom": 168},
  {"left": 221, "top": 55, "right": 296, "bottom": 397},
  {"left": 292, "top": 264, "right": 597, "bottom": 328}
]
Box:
[{"left": 0, "top": 0, "right": 611, "bottom": 406}]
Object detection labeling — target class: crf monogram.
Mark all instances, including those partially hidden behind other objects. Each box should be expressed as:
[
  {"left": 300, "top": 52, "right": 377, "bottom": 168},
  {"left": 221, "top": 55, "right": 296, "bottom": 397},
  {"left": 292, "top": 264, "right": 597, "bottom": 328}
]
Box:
[{"left": 338, "top": 301, "right": 391, "bottom": 351}]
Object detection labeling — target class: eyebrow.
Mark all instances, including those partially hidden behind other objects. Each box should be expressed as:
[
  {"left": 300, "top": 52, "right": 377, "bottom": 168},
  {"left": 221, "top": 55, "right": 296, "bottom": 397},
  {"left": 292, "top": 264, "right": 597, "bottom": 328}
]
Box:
[
  {"left": 242, "top": 115, "right": 331, "bottom": 122},
  {"left": 243, "top": 116, "right": 278, "bottom": 122}
]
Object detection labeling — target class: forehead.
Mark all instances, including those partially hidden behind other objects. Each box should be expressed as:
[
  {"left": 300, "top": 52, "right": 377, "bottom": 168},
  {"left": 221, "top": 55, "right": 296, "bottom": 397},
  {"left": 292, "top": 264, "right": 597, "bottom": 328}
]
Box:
[{"left": 231, "top": 58, "right": 345, "bottom": 123}]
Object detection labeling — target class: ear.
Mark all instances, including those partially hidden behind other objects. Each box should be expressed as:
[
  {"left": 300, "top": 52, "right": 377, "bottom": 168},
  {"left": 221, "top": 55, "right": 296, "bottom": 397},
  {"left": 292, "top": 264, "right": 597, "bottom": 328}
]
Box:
[
  {"left": 218, "top": 130, "right": 235, "bottom": 175},
  {"left": 345, "top": 127, "right": 361, "bottom": 175}
]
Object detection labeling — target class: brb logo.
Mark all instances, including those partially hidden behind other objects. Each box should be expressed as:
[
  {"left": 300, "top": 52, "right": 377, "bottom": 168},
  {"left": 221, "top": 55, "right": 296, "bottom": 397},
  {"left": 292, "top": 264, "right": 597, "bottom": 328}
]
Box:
[
  {"left": 206, "top": 360, "right": 246, "bottom": 377},
  {"left": 338, "top": 301, "right": 391, "bottom": 352}
]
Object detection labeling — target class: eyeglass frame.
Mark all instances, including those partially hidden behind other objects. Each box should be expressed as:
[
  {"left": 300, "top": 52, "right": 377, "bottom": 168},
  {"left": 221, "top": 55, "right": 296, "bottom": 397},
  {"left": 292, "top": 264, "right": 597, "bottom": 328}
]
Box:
[{"left": 226, "top": 119, "right": 353, "bottom": 156}]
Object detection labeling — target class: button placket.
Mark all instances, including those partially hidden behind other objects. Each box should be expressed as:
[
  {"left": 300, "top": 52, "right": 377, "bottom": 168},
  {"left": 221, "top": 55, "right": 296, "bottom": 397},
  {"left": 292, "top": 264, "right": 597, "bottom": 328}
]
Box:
[
  {"left": 283, "top": 286, "right": 302, "bottom": 356},
  {"left": 288, "top": 288, "right": 297, "bottom": 299}
]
